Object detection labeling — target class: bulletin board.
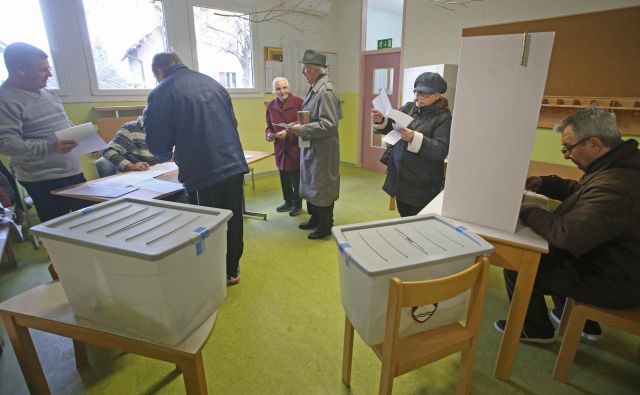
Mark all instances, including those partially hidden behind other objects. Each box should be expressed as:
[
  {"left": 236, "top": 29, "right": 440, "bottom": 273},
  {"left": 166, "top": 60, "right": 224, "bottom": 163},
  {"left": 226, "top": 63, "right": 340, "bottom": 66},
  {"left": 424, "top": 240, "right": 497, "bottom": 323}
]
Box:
[{"left": 462, "top": 6, "right": 640, "bottom": 98}]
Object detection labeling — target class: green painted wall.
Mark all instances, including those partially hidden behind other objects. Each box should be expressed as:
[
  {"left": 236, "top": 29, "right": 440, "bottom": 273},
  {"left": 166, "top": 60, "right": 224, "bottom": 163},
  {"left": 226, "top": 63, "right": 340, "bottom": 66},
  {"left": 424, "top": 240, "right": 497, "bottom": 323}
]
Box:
[{"left": 49, "top": 98, "right": 640, "bottom": 181}]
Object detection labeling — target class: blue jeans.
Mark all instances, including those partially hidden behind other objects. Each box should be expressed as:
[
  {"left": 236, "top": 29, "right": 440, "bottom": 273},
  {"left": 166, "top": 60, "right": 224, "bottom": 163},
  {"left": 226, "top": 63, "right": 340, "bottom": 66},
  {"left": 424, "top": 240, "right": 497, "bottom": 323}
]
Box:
[{"left": 20, "top": 173, "right": 94, "bottom": 223}]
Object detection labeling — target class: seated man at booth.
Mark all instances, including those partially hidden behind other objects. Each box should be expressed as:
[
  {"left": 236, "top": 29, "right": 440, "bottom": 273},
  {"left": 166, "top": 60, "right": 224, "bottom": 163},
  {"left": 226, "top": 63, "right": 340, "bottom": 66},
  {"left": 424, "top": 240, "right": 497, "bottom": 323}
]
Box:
[
  {"left": 495, "top": 107, "right": 640, "bottom": 342},
  {"left": 96, "top": 115, "right": 171, "bottom": 177}
]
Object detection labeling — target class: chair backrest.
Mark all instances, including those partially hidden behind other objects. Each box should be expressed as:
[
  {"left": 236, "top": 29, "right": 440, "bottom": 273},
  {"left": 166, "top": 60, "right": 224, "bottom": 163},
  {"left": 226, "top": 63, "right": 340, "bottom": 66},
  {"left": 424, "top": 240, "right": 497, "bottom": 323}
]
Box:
[
  {"left": 97, "top": 116, "right": 138, "bottom": 143},
  {"left": 384, "top": 256, "right": 490, "bottom": 341}
]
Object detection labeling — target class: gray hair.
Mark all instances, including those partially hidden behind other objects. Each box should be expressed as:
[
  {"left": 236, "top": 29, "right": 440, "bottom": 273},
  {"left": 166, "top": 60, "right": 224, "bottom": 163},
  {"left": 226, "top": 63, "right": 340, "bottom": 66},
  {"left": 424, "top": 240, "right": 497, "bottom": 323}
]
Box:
[
  {"left": 554, "top": 106, "right": 621, "bottom": 148},
  {"left": 272, "top": 77, "right": 289, "bottom": 93},
  {"left": 307, "top": 64, "right": 327, "bottom": 75}
]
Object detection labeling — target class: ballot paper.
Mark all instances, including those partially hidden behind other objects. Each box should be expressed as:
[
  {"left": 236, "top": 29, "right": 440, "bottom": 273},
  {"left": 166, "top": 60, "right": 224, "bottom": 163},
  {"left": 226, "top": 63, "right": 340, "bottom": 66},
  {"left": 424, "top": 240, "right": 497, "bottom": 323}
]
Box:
[
  {"left": 381, "top": 130, "right": 402, "bottom": 146},
  {"left": 275, "top": 122, "right": 294, "bottom": 129},
  {"left": 149, "top": 162, "right": 178, "bottom": 174},
  {"left": 94, "top": 172, "right": 157, "bottom": 187},
  {"left": 61, "top": 184, "right": 137, "bottom": 198},
  {"left": 372, "top": 89, "right": 392, "bottom": 116},
  {"left": 55, "top": 123, "right": 108, "bottom": 154},
  {"left": 388, "top": 109, "right": 414, "bottom": 130}
]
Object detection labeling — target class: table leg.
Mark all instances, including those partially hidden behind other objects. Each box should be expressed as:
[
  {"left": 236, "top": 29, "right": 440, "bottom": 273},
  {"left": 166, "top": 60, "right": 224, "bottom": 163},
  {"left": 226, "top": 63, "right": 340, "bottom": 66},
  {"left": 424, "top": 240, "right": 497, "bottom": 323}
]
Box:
[
  {"left": 178, "top": 353, "right": 208, "bottom": 395},
  {"left": 73, "top": 340, "right": 89, "bottom": 369},
  {"left": 242, "top": 189, "right": 267, "bottom": 220},
  {"left": 1, "top": 314, "right": 51, "bottom": 394},
  {"left": 494, "top": 250, "right": 541, "bottom": 380}
]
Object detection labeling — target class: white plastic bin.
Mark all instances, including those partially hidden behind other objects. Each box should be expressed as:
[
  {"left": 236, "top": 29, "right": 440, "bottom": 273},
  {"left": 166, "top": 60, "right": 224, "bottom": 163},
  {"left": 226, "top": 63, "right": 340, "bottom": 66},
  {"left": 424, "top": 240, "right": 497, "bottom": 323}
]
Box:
[
  {"left": 32, "top": 197, "right": 232, "bottom": 346},
  {"left": 332, "top": 214, "right": 493, "bottom": 346}
]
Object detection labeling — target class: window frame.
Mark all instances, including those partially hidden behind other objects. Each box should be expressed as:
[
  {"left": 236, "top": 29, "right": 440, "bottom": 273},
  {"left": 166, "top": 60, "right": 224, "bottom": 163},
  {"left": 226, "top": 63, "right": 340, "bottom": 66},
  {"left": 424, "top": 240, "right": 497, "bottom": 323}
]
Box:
[
  {"left": 74, "top": 0, "right": 169, "bottom": 96},
  {"left": 187, "top": 0, "right": 261, "bottom": 96}
]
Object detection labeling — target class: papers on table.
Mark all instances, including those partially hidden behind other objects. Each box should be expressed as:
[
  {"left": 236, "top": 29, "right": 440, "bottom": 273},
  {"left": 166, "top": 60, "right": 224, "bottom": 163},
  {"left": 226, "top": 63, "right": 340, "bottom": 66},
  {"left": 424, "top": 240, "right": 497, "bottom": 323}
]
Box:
[
  {"left": 62, "top": 184, "right": 138, "bottom": 198},
  {"left": 149, "top": 162, "right": 178, "bottom": 174},
  {"left": 55, "top": 123, "right": 108, "bottom": 154},
  {"left": 131, "top": 179, "right": 184, "bottom": 194}
]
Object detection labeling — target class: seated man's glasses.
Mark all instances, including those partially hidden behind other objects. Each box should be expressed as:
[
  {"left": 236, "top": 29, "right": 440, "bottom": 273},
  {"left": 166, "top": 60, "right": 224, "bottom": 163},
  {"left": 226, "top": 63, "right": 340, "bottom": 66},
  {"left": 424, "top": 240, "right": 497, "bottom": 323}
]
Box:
[{"left": 561, "top": 137, "right": 591, "bottom": 155}]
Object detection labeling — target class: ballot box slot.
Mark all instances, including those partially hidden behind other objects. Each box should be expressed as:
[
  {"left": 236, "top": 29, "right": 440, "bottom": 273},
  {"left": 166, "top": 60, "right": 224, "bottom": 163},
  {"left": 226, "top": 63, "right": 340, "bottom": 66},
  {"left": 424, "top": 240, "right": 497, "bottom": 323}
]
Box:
[
  {"left": 64, "top": 204, "right": 135, "bottom": 230},
  {"left": 146, "top": 216, "right": 201, "bottom": 245},
  {"left": 105, "top": 210, "right": 166, "bottom": 237},
  {"left": 124, "top": 212, "right": 185, "bottom": 242}
]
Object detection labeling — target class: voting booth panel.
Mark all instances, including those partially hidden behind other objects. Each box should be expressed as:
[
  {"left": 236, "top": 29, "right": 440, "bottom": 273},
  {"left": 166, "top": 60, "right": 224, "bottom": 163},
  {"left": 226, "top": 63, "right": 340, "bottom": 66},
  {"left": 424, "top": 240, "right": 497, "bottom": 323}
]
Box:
[
  {"left": 32, "top": 198, "right": 231, "bottom": 346},
  {"left": 332, "top": 214, "right": 493, "bottom": 346},
  {"left": 442, "top": 32, "right": 555, "bottom": 233}
]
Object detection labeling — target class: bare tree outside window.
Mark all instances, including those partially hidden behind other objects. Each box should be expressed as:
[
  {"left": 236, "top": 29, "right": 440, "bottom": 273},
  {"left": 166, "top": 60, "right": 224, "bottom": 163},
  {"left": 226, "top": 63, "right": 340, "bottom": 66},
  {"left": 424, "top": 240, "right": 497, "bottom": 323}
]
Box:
[
  {"left": 193, "top": 6, "right": 254, "bottom": 89},
  {"left": 82, "top": 0, "right": 167, "bottom": 90}
]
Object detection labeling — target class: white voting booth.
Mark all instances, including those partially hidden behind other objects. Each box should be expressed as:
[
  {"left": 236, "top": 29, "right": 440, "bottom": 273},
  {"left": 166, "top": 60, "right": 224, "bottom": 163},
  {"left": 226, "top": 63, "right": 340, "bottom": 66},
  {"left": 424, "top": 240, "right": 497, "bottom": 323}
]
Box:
[{"left": 442, "top": 32, "right": 555, "bottom": 233}]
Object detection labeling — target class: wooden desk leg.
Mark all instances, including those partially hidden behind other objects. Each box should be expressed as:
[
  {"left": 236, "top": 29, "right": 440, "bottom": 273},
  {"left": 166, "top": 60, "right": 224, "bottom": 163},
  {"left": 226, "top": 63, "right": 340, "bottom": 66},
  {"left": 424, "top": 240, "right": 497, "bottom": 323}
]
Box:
[
  {"left": 73, "top": 340, "right": 89, "bottom": 369},
  {"left": 494, "top": 250, "right": 541, "bottom": 381},
  {"left": 1, "top": 315, "right": 51, "bottom": 395},
  {"left": 178, "top": 353, "right": 208, "bottom": 395},
  {"left": 342, "top": 316, "right": 354, "bottom": 386}
]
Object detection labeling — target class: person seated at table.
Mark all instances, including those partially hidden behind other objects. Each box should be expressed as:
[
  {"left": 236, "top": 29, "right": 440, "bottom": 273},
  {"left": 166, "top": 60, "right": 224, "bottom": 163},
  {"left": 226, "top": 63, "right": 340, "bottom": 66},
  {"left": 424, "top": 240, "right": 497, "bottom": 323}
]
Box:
[
  {"left": 494, "top": 107, "right": 640, "bottom": 343},
  {"left": 96, "top": 115, "right": 170, "bottom": 177},
  {"left": 265, "top": 77, "right": 304, "bottom": 216}
]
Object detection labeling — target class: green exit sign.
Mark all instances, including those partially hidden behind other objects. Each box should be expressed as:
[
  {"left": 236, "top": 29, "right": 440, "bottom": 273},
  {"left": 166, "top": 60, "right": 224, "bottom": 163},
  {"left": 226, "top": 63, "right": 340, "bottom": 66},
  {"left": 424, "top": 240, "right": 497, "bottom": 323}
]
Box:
[{"left": 377, "top": 38, "right": 392, "bottom": 50}]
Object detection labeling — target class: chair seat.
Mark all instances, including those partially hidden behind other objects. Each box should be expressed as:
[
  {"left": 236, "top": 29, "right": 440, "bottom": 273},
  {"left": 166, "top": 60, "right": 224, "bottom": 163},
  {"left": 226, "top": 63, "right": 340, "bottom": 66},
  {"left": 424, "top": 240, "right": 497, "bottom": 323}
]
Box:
[
  {"left": 372, "top": 322, "right": 473, "bottom": 376},
  {"left": 574, "top": 304, "right": 640, "bottom": 336}
]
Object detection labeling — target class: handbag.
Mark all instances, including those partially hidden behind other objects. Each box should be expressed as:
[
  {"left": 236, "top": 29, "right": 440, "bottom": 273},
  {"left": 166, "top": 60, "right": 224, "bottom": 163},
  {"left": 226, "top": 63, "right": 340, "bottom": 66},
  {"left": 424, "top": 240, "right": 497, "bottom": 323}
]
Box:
[{"left": 379, "top": 145, "right": 393, "bottom": 166}]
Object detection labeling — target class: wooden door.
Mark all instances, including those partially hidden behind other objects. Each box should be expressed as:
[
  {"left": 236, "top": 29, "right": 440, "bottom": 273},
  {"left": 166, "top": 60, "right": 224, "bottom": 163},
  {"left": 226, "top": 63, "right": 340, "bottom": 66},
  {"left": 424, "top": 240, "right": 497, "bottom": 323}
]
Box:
[{"left": 360, "top": 51, "right": 401, "bottom": 171}]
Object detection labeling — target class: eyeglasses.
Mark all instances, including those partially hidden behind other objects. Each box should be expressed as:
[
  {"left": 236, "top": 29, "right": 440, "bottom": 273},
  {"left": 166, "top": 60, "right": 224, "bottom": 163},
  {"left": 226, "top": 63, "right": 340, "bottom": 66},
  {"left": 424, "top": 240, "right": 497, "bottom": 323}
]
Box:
[
  {"left": 561, "top": 137, "right": 591, "bottom": 155},
  {"left": 413, "top": 90, "right": 435, "bottom": 98}
]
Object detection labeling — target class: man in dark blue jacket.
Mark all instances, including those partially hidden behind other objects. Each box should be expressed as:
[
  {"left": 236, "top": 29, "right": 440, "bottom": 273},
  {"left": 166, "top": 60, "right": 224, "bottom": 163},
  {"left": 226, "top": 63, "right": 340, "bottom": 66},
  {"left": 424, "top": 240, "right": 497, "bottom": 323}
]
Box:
[{"left": 144, "top": 52, "right": 249, "bottom": 286}]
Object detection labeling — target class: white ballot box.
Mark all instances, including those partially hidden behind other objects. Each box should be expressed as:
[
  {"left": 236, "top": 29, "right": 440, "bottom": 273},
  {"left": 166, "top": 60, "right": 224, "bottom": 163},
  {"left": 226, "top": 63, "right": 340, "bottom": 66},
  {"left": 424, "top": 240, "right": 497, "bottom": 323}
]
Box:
[
  {"left": 332, "top": 214, "right": 493, "bottom": 346},
  {"left": 32, "top": 198, "right": 232, "bottom": 346}
]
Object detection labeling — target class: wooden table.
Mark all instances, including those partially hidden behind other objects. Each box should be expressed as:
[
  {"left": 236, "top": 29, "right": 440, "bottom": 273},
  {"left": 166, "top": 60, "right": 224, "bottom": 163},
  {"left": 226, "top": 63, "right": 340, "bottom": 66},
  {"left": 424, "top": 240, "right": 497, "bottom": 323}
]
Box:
[
  {"left": 53, "top": 150, "right": 275, "bottom": 218},
  {"left": 0, "top": 282, "right": 217, "bottom": 394},
  {"left": 420, "top": 192, "right": 549, "bottom": 380}
]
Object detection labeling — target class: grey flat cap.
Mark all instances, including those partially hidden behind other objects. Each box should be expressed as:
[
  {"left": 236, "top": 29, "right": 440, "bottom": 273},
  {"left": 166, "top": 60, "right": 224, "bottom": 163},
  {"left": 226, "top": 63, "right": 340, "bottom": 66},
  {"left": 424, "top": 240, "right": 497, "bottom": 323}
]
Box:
[
  {"left": 413, "top": 72, "right": 447, "bottom": 94},
  {"left": 299, "top": 49, "right": 327, "bottom": 67}
]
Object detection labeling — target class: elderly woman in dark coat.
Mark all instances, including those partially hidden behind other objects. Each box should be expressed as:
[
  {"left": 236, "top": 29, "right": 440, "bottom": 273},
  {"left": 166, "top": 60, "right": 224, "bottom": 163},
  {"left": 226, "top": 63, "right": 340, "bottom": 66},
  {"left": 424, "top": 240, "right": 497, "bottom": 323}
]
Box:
[
  {"left": 372, "top": 72, "right": 452, "bottom": 217},
  {"left": 265, "top": 77, "right": 304, "bottom": 216}
]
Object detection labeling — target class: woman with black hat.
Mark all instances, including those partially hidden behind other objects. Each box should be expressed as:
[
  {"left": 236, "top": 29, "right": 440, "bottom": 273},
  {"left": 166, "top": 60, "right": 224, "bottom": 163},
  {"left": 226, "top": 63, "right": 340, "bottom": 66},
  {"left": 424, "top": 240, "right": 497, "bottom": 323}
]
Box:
[{"left": 372, "top": 72, "right": 452, "bottom": 217}]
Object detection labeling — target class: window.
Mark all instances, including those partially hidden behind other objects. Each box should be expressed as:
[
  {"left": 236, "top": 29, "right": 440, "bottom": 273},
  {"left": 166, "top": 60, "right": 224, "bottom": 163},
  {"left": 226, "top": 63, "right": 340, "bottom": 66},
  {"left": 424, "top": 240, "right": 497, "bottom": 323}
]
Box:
[
  {"left": 192, "top": 5, "right": 255, "bottom": 90},
  {"left": 80, "top": 0, "right": 167, "bottom": 90},
  {"left": 0, "top": 0, "right": 59, "bottom": 88}
]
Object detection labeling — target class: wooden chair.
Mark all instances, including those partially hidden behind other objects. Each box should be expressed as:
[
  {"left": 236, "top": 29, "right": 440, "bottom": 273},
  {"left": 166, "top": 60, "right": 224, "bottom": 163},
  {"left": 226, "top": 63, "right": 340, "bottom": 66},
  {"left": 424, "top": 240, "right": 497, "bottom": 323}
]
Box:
[
  {"left": 342, "top": 256, "right": 490, "bottom": 395},
  {"left": 552, "top": 298, "right": 640, "bottom": 382}
]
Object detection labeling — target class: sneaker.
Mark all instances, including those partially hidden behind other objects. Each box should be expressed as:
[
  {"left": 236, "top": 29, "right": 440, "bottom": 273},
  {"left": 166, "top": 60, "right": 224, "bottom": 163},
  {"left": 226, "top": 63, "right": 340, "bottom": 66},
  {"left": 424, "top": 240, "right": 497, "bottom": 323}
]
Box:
[
  {"left": 226, "top": 275, "right": 240, "bottom": 286},
  {"left": 276, "top": 202, "right": 291, "bottom": 212},
  {"left": 289, "top": 206, "right": 302, "bottom": 216},
  {"left": 494, "top": 320, "right": 555, "bottom": 344},
  {"left": 550, "top": 308, "right": 603, "bottom": 341}
]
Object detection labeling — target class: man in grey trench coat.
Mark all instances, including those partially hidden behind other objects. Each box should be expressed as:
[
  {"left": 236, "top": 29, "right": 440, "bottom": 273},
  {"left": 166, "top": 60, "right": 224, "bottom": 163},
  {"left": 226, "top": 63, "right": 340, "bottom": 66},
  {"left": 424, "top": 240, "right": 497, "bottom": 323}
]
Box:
[{"left": 291, "top": 49, "right": 341, "bottom": 239}]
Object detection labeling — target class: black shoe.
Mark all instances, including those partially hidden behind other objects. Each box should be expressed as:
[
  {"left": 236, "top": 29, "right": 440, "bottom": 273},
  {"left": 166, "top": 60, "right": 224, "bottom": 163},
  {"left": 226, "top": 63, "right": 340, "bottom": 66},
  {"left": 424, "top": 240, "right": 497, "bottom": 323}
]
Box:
[
  {"left": 494, "top": 320, "right": 555, "bottom": 344},
  {"left": 308, "top": 228, "right": 331, "bottom": 240},
  {"left": 289, "top": 206, "right": 302, "bottom": 216},
  {"left": 276, "top": 202, "right": 291, "bottom": 212},
  {"left": 299, "top": 219, "right": 318, "bottom": 230},
  {"left": 550, "top": 308, "right": 603, "bottom": 341}
]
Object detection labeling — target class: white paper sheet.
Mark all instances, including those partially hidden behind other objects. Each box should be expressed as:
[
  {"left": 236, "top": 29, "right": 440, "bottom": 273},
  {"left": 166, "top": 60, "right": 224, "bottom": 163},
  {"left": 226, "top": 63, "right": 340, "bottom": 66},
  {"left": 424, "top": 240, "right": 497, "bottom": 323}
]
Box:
[
  {"left": 441, "top": 32, "right": 555, "bottom": 233},
  {"left": 372, "top": 90, "right": 392, "bottom": 116},
  {"left": 149, "top": 162, "right": 178, "bottom": 174},
  {"left": 275, "top": 122, "right": 293, "bottom": 129},
  {"left": 93, "top": 172, "right": 157, "bottom": 187},
  {"left": 244, "top": 154, "right": 254, "bottom": 159},
  {"left": 131, "top": 179, "right": 184, "bottom": 194},
  {"left": 55, "top": 123, "right": 108, "bottom": 154},
  {"left": 62, "top": 184, "right": 137, "bottom": 198},
  {"left": 299, "top": 139, "right": 310, "bottom": 148},
  {"left": 382, "top": 130, "right": 401, "bottom": 146},
  {"left": 388, "top": 109, "right": 414, "bottom": 129}
]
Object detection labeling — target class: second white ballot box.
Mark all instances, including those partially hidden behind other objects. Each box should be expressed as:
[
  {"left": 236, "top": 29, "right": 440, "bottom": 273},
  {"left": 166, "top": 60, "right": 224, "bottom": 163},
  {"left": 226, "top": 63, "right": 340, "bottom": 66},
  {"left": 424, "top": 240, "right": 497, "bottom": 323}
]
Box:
[
  {"left": 32, "top": 197, "right": 231, "bottom": 346},
  {"left": 332, "top": 214, "right": 493, "bottom": 346}
]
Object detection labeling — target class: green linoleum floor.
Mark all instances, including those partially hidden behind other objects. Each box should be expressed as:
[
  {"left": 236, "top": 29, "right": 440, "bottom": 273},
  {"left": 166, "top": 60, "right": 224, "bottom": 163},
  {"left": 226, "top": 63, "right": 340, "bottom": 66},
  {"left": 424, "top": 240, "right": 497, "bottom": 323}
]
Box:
[{"left": 1, "top": 165, "right": 639, "bottom": 394}]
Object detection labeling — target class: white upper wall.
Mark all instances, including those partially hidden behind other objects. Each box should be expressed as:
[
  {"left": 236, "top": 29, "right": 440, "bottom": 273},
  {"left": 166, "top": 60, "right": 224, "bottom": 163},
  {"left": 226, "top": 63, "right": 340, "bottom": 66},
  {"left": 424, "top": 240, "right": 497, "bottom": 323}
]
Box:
[
  {"left": 403, "top": 0, "right": 640, "bottom": 69},
  {"left": 365, "top": 8, "right": 402, "bottom": 51}
]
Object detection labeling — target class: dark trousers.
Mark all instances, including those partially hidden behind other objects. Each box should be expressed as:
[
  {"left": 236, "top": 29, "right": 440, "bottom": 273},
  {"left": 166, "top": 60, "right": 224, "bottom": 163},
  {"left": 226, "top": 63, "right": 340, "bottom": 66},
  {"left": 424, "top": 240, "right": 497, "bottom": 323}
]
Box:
[
  {"left": 396, "top": 199, "right": 422, "bottom": 217},
  {"left": 188, "top": 174, "right": 243, "bottom": 278},
  {"left": 503, "top": 249, "right": 637, "bottom": 335},
  {"left": 306, "top": 201, "right": 334, "bottom": 231},
  {"left": 20, "top": 173, "right": 93, "bottom": 223},
  {"left": 278, "top": 169, "right": 301, "bottom": 207}
]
